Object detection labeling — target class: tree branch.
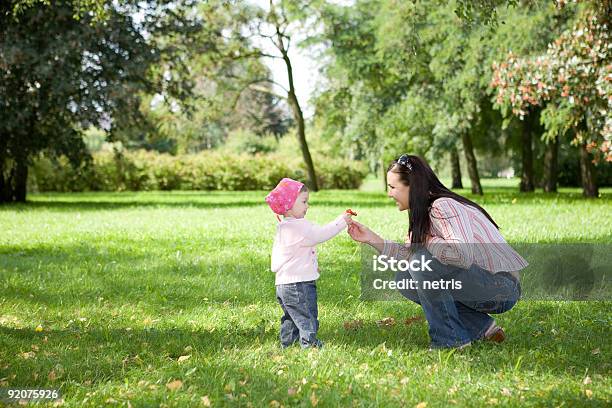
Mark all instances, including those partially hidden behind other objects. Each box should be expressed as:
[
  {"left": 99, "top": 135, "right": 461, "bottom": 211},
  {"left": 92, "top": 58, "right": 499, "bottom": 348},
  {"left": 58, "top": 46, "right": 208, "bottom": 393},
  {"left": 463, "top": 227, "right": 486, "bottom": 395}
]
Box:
[{"left": 249, "top": 84, "right": 287, "bottom": 100}]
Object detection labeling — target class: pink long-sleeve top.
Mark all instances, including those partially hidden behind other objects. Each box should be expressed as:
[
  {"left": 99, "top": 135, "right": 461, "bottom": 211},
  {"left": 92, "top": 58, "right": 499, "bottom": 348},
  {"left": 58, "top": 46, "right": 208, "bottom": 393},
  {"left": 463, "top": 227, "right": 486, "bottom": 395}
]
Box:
[
  {"left": 271, "top": 215, "right": 347, "bottom": 285},
  {"left": 382, "top": 197, "right": 528, "bottom": 279}
]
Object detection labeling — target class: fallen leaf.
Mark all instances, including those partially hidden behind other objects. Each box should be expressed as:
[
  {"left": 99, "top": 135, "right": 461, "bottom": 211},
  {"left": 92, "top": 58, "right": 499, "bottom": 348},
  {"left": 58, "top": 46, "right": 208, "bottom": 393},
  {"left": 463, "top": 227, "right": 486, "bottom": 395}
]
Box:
[
  {"left": 501, "top": 388, "right": 511, "bottom": 396},
  {"left": 591, "top": 348, "right": 600, "bottom": 355},
  {"left": 400, "top": 377, "right": 409, "bottom": 385},
  {"left": 583, "top": 376, "right": 592, "bottom": 385},
  {"left": 343, "top": 319, "right": 364, "bottom": 331},
  {"left": 404, "top": 316, "right": 425, "bottom": 326},
  {"left": 269, "top": 400, "right": 280, "bottom": 407},
  {"left": 415, "top": 402, "right": 427, "bottom": 408},
  {"left": 201, "top": 395, "right": 211, "bottom": 407},
  {"left": 585, "top": 389, "right": 593, "bottom": 398},
  {"left": 448, "top": 386, "right": 458, "bottom": 395},
  {"left": 19, "top": 351, "right": 36, "bottom": 359},
  {"left": 376, "top": 317, "right": 396, "bottom": 327},
  {"left": 310, "top": 391, "right": 318, "bottom": 407},
  {"left": 166, "top": 379, "right": 183, "bottom": 391},
  {"left": 488, "top": 398, "right": 498, "bottom": 405},
  {"left": 48, "top": 370, "right": 57, "bottom": 382},
  {"left": 177, "top": 355, "right": 191, "bottom": 363}
]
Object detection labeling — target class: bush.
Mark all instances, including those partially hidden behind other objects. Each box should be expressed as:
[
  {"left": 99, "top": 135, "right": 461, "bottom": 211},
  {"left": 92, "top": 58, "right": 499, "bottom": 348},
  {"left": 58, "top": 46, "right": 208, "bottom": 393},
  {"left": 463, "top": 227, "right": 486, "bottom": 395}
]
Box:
[{"left": 28, "top": 150, "right": 368, "bottom": 192}]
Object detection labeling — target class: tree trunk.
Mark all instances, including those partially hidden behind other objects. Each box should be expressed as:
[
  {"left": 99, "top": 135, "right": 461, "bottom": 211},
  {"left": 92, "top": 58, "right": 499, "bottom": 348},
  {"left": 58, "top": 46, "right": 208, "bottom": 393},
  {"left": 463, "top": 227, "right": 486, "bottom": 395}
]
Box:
[
  {"left": 0, "top": 156, "right": 28, "bottom": 203},
  {"left": 273, "top": 11, "right": 318, "bottom": 191},
  {"left": 542, "top": 135, "right": 559, "bottom": 193},
  {"left": 460, "top": 132, "right": 483, "bottom": 195},
  {"left": 287, "top": 91, "right": 318, "bottom": 191},
  {"left": 579, "top": 141, "right": 598, "bottom": 198},
  {"left": 520, "top": 115, "right": 535, "bottom": 192},
  {"left": 0, "top": 157, "right": 8, "bottom": 203},
  {"left": 380, "top": 157, "right": 387, "bottom": 192},
  {"left": 450, "top": 147, "right": 463, "bottom": 189},
  {"left": 15, "top": 159, "right": 28, "bottom": 202}
]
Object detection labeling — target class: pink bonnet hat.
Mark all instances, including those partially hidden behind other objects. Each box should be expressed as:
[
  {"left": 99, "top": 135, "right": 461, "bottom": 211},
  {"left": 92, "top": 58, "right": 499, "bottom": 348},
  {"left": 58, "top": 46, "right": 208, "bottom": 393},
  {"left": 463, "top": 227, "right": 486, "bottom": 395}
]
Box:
[{"left": 265, "top": 178, "right": 304, "bottom": 216}]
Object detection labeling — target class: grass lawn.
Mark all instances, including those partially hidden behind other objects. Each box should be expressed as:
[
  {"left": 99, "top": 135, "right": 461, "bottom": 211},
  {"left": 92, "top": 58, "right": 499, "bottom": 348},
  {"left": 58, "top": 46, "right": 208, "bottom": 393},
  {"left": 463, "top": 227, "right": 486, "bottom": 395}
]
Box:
[{"left": 1, "top": 181, "right": 610, "bottom": 407}]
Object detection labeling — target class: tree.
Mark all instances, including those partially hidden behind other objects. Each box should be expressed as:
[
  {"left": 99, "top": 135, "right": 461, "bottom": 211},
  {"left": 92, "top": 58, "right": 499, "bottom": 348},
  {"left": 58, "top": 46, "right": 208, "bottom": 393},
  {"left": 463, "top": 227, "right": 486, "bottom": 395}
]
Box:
[
  {"left": 491, "top": 13, "right": 611, "bottom": 197},
  {"left": 115, "top": 60, "right": 293, "bottom": 154},
  {"left": 312, "top": 0, "right": 578, "bottom": 195},
  {"left": 0, "top": 0, "right": 199, "bottom": 202},
  {"left": 194, "top": 0, "right": 319, "bottom": 190}
]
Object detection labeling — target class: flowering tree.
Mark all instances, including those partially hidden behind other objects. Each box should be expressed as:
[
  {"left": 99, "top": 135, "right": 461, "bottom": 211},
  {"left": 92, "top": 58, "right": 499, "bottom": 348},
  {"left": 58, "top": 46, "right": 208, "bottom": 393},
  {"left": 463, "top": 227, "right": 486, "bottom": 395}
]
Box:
[{"left": 491, "top": 12, "right": 611, "bottom": 197}]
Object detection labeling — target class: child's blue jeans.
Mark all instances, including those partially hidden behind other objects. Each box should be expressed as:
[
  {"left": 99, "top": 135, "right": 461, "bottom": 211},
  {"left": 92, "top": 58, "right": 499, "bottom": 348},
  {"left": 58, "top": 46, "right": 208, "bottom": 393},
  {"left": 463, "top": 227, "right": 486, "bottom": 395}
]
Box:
[{"left": 275, "top": 280, "right": 323, "bottom": 348}]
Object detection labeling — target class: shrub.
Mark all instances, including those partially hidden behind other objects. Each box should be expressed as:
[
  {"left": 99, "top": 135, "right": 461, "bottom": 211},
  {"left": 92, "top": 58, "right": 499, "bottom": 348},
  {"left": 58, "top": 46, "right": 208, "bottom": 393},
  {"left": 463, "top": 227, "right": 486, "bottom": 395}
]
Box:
[{"left": 28, "top": 150, "right": 367, "bottom": 192}]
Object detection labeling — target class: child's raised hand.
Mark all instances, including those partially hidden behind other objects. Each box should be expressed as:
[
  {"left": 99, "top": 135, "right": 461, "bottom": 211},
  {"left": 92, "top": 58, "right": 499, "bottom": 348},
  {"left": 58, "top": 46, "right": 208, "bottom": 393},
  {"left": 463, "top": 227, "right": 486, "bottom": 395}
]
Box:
[
  {"left": 343, "top": 212, "right": 353, "bottom": 224},
  {"left": 343, "top": 208, "right": 357, "bottom": 224}
]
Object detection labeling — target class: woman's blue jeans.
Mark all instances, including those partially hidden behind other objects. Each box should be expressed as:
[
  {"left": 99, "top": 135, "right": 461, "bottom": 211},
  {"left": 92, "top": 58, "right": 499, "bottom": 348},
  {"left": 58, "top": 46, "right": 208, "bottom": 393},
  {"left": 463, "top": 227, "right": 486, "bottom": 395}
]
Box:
[{"left": 395, "top": 248, "right": 521, "bottom": 348}]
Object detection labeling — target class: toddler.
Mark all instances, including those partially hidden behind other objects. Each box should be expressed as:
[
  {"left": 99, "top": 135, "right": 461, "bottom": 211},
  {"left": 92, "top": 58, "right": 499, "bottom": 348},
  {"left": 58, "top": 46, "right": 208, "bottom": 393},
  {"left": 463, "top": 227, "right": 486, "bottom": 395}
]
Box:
[{"left": 265, "top": 178, "right": 351, "bottom": 348}]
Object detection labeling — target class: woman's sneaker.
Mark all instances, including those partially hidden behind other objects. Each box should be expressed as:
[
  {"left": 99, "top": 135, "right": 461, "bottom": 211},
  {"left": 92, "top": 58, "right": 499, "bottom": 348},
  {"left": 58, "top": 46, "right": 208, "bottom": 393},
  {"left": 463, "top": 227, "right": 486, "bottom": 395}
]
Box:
[{"left": 483, "top": 321, "right": 506, "bottom": 343}]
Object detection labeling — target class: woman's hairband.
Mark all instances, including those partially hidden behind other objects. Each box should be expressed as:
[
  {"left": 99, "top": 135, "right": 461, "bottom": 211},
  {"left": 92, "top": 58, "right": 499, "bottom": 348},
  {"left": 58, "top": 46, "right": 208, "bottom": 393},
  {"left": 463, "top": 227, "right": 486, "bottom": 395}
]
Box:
[{"left": 397, "top": 154, "right": 413, "bottom": 171}]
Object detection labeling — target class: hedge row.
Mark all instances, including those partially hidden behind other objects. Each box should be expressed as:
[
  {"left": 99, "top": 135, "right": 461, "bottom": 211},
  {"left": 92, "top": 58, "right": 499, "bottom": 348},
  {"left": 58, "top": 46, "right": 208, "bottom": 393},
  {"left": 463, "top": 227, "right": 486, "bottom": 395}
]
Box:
[{"left": 28, "top": 150, "right": 368, "bottom": 192}]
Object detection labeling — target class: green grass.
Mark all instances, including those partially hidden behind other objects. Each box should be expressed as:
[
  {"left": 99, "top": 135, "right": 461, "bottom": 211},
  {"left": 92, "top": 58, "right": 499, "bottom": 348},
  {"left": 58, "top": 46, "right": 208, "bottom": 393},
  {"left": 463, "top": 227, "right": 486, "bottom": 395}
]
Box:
[{"left": 1, "top": 182, "right": 611, "bottom": 407}]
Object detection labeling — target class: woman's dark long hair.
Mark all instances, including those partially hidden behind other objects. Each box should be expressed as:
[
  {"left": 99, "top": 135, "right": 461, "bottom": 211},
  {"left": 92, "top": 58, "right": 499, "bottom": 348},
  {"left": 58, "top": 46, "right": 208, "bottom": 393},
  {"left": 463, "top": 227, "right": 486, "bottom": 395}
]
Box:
[{"left": 388, "top": 155, "right": 499, "bottom": 244}]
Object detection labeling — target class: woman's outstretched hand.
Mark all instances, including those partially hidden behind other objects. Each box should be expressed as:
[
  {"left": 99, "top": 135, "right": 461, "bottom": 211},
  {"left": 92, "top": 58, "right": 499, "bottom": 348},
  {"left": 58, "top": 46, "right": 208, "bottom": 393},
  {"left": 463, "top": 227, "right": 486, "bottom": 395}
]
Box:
[{"left": 347, "top": 220, "right": 378, "bottom": 244}]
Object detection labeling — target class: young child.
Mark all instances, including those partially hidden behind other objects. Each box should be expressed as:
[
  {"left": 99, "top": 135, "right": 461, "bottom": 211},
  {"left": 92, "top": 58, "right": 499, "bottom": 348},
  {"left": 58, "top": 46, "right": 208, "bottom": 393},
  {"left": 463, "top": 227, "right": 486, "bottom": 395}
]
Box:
[{"left": 265, "top": 178, "right": 352, "bottom": 349}]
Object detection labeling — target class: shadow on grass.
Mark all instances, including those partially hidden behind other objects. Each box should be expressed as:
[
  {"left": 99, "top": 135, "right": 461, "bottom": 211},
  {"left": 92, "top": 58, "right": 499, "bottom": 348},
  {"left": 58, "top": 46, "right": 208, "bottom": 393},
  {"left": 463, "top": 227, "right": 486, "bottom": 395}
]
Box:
[
  {"left": 0, "top": 240, "right": 278, "bottom": 309},
  {"left": 2, "top": 188, "right": 609, "bottom": 212}
]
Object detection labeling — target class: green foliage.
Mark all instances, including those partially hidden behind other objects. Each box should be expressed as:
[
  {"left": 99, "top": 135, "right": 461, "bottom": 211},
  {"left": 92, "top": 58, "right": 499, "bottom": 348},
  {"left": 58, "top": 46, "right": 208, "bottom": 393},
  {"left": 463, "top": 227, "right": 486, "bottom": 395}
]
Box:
[
  {"left": 221, "top": 129, "right": 279, "bottom": 155},
  {"left": 491, "top": 12, "right": 611, "bottom": 162},
  {"left": 312, "top": 0, "right": 579, "bottom": 175},
  {"left": 0, "top": 0, "right": 201, "bottom": 202},
  {"left": 28, "top": 150, "right": 368, "bottom": 192}
]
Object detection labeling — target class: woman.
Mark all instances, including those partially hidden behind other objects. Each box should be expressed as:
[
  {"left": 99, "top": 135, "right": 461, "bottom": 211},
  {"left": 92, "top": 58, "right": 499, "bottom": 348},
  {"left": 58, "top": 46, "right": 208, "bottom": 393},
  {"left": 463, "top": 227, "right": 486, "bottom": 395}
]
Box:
[{"left": 347, "top": 154, "right": 527, "bottom": 349}]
